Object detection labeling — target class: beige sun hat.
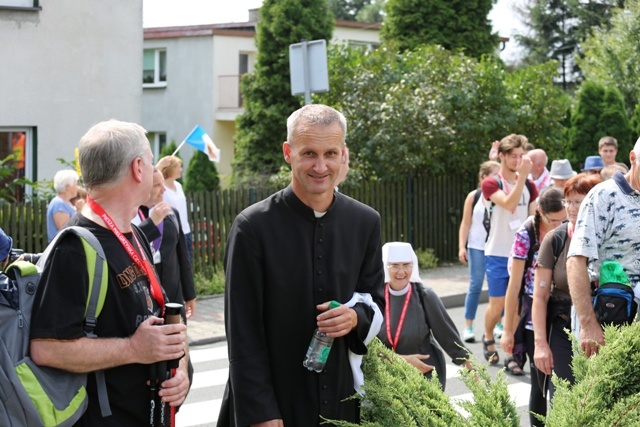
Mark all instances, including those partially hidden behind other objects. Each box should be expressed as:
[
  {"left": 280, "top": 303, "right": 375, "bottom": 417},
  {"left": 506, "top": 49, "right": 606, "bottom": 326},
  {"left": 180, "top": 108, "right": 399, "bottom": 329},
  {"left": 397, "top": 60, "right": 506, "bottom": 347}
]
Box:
[{"left": 549, "top": 159, "right": 577, "bottom": 179}]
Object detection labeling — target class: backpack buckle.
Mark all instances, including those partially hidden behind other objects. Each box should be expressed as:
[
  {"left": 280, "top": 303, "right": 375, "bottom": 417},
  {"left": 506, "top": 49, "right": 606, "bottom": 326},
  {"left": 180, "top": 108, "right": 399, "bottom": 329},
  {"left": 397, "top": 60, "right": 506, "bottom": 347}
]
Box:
[{"left": 84, "top": 316, "right": 97, "bottom": 334}]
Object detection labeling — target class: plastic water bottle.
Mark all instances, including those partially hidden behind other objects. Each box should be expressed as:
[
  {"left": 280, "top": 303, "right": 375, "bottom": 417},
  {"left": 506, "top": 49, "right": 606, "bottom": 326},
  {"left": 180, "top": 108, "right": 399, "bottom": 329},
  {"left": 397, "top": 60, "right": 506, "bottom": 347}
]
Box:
[{"left": 303, "top": 300, "right": 341, "bottom": 373}]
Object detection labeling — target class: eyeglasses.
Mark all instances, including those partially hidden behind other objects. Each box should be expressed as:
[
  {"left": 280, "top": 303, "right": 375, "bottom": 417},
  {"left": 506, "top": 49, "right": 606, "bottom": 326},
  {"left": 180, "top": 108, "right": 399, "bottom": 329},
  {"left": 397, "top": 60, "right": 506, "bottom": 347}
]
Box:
[
  {"left": 542, "top": 212, "right": 566, "bottom": 225},
  {"left": 562, "top": 200, "right": 582, "bottom": 208},
  {"left": 387, "top": 263, "right": 413, "bottom": 272}
]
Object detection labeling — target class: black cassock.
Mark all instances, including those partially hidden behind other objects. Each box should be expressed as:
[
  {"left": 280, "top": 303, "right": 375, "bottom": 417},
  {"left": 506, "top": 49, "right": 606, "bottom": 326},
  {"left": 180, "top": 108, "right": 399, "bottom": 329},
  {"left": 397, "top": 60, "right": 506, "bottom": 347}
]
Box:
[{"left": 218, "top": 186, "right": 384, "bottom": 427}]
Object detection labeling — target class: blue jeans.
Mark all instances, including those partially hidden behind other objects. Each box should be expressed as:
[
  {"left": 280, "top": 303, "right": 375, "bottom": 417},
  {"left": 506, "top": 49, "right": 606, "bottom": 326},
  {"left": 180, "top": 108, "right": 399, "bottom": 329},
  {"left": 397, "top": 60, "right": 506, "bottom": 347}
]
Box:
[{"left": 464, "top": 248, "right": 485, "bottom": 321}]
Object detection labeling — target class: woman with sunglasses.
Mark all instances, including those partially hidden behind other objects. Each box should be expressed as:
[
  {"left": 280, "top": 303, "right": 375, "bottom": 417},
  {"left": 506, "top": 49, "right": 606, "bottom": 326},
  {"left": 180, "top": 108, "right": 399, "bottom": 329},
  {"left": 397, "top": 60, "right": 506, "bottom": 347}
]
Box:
[
  {"left": 531, "top": 173, "right": 602, "bottom": 408},
  {"left": 377, "top": 242, "right": 471, "bottom": 390},
  {"left": 500, "top": 186, "right": 566, "bottom": 427}
]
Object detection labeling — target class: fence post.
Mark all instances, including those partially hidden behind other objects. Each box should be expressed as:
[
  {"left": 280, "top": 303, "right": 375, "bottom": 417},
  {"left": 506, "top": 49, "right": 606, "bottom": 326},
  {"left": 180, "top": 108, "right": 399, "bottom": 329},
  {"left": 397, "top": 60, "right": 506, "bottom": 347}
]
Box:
[{"left": 406, "top": 175, "right": 413, "bottom": 245}]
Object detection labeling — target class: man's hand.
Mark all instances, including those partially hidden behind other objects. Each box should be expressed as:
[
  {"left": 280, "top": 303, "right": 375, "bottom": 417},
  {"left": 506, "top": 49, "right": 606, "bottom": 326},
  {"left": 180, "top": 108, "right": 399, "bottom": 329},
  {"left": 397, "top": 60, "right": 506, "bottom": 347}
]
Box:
[
  {"left": 580, "top": 323, "right": 605, "bottom": 358},
  {"left": 518, "top": 155, "right": 533, "bottom": 177},
  {"left": 128, "top": 316, "right": 186, "bottom": 364},
  {"left": 159, "top": 367, "right": 190, "bottom": 406},
  {"left": 316, "top": 301, "right": 357, "bottom": 338}
]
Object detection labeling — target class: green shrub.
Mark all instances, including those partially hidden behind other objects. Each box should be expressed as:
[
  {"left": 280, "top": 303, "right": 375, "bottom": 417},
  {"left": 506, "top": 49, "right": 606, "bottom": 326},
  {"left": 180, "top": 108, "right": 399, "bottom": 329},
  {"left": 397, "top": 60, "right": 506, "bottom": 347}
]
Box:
[
  {"left": 416, "top": 248, "right": 439, "bottom": 270},
  {"left": 326, "top": 337, "right": 519, "bottom": 426},
  {"left": 546, "top": 322, "right": 640, "bottom": 426},
  {"left": 193, "top": 262, "right": 225, "bottom": 296}
]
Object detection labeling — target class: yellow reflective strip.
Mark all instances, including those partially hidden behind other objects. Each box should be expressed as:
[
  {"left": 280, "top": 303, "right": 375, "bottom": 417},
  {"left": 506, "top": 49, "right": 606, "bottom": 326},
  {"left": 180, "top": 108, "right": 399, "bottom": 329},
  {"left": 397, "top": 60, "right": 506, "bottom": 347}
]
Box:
[{"left": 15, "top": 362, "right": 86, "bottom": 425}]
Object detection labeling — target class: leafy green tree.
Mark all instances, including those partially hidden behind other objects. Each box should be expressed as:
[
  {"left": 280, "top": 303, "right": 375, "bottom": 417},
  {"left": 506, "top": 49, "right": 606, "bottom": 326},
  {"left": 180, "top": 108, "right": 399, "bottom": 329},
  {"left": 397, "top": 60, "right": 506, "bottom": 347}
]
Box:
[
  {"left": 184, "top": 151, "right": 220, "bottom": 192},
  {"left": 567, "top": 80, "right": 605, "bottom": 168},
  {"left": 316, "top": 44, "right": 567, "bottom": 180},
  {"left": 629, "top": 103, "right": 640, "bottom": 139},
  {"left": 579, "top": 0, "right": 640, "bottom": 115},
  {"left": 232, "top": 0, "right": 333, "bottom": 184},
  {"left": 328, "top": 0, "right": 383, "bottom": 22},
  {"left": 381, "top": 0, "right": 498, "bottom": 59}
]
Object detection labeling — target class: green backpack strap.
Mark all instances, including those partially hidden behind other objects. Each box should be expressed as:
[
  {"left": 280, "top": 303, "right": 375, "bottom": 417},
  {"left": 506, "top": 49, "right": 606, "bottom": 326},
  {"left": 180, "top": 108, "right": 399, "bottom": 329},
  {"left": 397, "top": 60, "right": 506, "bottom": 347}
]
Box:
[{"left": 37, "top": 226, "right": 112, "bottom": 418}]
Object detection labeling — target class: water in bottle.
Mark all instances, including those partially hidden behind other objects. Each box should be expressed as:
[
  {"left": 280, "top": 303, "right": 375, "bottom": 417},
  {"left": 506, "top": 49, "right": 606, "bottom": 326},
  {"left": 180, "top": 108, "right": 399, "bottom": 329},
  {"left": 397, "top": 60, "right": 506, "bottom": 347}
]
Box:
[{"left": 303, "top": 300, "right": 340, "bottom": 372}]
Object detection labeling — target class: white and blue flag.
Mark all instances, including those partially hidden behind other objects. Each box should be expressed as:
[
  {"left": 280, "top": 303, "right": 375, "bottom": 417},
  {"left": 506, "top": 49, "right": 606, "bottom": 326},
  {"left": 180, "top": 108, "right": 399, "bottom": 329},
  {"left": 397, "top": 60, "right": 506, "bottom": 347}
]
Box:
[{"left": 183, "top": 125, "right": 220, "bottom": 163}]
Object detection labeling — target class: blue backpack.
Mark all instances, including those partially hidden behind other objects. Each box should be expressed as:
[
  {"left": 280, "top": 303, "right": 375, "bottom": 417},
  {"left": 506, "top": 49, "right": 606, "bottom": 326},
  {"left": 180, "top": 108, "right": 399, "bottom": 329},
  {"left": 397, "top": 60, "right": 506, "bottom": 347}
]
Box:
[{"left": 0, "top": 226, "right": 111, "bottom": 426}]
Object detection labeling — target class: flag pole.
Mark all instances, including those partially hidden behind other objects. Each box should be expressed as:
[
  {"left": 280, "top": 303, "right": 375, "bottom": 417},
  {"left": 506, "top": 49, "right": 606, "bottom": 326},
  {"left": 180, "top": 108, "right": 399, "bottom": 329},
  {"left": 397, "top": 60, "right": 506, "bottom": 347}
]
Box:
[{"left": 172, "top": 140, "right": 187, "bottom": 157}]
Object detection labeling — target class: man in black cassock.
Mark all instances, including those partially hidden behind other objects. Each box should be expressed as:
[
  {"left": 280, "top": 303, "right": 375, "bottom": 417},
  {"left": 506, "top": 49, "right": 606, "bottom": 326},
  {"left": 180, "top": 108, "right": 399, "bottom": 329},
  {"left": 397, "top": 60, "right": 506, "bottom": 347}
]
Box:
[{"left": 218, "top": 104, "right": 385, "bottom": 427}]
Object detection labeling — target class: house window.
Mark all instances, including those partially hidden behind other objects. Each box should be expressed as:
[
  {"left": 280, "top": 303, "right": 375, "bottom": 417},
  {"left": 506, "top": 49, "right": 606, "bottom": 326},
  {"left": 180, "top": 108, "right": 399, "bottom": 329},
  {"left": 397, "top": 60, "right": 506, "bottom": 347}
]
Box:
[
  {"left": 0, "top": 0, "right": 39, "bottom": 8},
  {"left": 143, "top": 49, "right": 167, "bottom": 87},
  {"left": 347, "top": 40, "right": 379, "bottom": 51},
  {"left": 148, "top": 132, "right": 167, "bottom": 160},
  {"left": 0, "top": 128, "right": 34, "bottom": 201}
]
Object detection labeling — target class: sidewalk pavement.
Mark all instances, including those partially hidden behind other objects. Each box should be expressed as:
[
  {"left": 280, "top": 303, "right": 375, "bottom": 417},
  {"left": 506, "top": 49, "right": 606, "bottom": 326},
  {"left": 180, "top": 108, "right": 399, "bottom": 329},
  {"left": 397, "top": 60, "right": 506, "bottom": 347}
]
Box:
[{"left": 187, "top": 263, "right": 488, "bottom": 347}]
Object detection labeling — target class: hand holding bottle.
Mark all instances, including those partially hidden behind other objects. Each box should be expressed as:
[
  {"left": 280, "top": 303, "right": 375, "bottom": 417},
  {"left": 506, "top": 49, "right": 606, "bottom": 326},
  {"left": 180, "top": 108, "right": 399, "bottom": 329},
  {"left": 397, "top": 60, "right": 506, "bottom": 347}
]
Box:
[{"left": 315, "top": 300, "right": 358, "bottom": 338}]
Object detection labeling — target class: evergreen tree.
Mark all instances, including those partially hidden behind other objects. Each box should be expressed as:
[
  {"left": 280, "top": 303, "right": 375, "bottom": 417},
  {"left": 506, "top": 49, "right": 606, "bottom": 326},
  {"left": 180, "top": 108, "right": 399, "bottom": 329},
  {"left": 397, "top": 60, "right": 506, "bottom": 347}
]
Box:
[
  {"left": 514, "top": 0, "right": 620, "bottom": 86},
  {"left": 159, "top": 141, "right": 180, "bottom": 159},
  {"left": 567, "top": 80, "right": 606, "bottom": 169},
  {"left": 232, "top": 0, "right": 333, "bottom": 183},
  {"left": 515, "top": 0, "right": 579, "bottom": 88},
  {"left": 600, "top": 87, "right": 633, "bottom": 159},
  {"left": 381, "top": 0, "right": 498, "bottom": 58},
  {"left": 184, "top": 151, "right": 220, "bottom": 192}
]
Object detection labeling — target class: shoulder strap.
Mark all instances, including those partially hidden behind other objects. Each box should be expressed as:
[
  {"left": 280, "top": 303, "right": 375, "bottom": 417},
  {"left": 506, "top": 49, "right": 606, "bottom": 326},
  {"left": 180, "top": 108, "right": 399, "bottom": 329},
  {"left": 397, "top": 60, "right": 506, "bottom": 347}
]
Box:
[
  {"left": 552, "top": 222, "right": 569, "bottom": 261},
  {"left": 524, "top": 179, "right": 534, "bottom": 198},
  {"left": 36, "top": 226, "right": 112, "bottom": 417},
  {"left": 472, "top": 188, "right": 482, "bottom": 207}
]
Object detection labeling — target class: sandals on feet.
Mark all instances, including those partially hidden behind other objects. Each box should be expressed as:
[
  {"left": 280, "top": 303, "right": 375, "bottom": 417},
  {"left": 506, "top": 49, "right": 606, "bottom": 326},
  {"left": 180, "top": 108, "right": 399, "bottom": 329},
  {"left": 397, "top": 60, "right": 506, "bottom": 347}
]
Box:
[
  {"left": 482, "top": 335, "right": 499, "bottom": 365},
  {"left": 504, "top": 356, "right": 524, "bottom": 376}
]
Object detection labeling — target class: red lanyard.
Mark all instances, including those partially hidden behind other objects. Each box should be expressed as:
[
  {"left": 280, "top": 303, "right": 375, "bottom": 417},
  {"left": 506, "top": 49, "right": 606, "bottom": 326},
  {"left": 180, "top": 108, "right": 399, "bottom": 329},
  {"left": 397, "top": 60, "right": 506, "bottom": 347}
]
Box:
[
  {"left": 385, "top": 284, "right": 412, "bottom": 351},
  {"left": 87, "top": 195, "right": 165, "bottom": 313}
]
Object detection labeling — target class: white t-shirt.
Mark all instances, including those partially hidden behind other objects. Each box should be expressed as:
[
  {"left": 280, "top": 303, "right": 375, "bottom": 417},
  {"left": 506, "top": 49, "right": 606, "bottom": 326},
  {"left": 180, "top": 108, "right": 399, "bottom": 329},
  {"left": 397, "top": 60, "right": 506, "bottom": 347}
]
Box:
[
  {"left": 163, "top": 181, "right": 191, "bottom": 234},
  {"left": 482, "top": 176, "right": 536, "bottom": 257},
  {"left": 467, "top": 190, "right": 488, "bottom": 251}
]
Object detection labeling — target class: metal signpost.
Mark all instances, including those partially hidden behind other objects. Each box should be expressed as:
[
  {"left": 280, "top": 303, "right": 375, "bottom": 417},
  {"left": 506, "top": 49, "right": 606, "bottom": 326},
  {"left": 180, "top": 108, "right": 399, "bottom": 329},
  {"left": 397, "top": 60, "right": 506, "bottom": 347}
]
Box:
[{"left": 289, "top": 39, "right": 329, "bottom": 104}]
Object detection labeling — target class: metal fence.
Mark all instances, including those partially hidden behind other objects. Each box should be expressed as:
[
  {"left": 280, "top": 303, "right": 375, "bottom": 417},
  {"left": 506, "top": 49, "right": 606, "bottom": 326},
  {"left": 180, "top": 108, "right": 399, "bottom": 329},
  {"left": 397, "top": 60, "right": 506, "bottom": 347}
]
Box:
[{"left": 0, "top": 174, "right": 476, "bottom": 267}]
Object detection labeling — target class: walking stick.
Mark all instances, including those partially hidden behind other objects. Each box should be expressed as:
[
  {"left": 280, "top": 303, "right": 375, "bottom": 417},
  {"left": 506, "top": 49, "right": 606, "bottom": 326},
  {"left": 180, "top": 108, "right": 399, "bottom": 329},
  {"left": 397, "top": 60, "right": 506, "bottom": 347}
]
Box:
[{"left": 163, "top": 303, "right": 184, "bottom": 427}]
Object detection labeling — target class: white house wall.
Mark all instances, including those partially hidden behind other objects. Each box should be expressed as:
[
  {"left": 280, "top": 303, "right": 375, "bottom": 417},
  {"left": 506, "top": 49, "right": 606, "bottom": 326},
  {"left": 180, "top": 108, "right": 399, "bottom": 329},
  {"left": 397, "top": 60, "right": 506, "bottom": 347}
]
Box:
[
  {"left": 142, "top": 35, "right": 215, "bottom": 170},
  {"left": 0, "top": 0, "right": 142, "bottom": 183},
  {"left": 212, "top": 33, "right": 256, "bottom": 179}
]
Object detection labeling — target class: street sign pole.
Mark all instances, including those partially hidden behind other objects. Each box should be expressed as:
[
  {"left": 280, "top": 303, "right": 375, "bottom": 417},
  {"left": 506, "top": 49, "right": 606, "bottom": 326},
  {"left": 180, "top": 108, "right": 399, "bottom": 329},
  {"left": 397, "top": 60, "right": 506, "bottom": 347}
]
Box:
[
  {"left": 289, "top": 39, "right": 329, "bottom": 104},
  {"left": 301, "top": 40, "right": 311, "bottom": 104}
]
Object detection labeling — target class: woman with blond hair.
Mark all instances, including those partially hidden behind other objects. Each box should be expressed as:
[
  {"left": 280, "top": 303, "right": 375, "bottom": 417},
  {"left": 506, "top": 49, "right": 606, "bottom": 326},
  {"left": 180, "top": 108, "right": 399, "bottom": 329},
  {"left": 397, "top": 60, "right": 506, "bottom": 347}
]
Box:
[
  {"left": 157, "top": 155, "right": 192, "bottom": 263},
  {"left": 458, "top": 160, "right": 500, "bottom": 342}
]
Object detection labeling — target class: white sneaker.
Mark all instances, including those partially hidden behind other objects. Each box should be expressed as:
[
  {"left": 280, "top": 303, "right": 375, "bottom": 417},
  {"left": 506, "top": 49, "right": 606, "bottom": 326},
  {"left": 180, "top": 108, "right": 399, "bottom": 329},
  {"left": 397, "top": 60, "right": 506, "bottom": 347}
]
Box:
[
  {"left": 493, "top": 322, "right": 504, "bottom": 339},
  {"left": 463, "top": 326, "right": 475, "bottom": 343}
]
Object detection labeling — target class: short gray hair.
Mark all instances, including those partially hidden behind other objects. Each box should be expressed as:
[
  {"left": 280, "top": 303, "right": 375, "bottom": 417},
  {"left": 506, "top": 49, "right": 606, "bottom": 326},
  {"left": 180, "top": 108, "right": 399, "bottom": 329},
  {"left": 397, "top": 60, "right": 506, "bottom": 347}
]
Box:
[
  {"left": 286, "top": 104, "right": 347, "bottom": 145},
  {"left": 78, "top": 120, "right": 149, "bottom": 190},
  {"left": 53, "top": 169, "right": 79, "bottom": 193}
]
